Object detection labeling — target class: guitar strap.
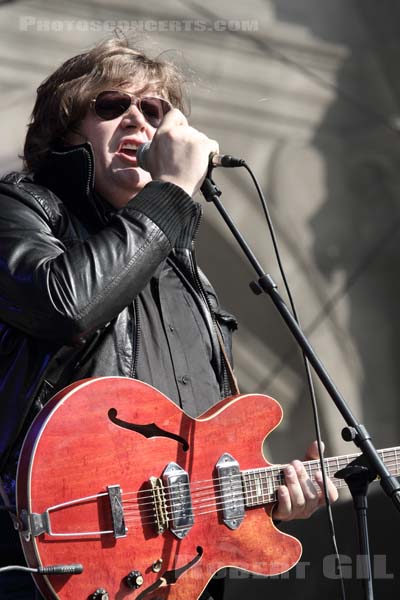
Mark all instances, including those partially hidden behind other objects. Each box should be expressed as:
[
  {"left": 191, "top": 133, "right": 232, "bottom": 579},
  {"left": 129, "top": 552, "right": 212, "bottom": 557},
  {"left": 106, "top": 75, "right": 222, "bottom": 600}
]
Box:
[{"left": 215, "top": 324, "right": 240, "bottom": 396}]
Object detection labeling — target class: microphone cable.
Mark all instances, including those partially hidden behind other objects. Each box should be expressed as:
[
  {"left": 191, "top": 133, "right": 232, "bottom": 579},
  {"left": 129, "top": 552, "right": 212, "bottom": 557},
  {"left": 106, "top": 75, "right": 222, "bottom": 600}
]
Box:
[
  {"left": 210, "top": 157, "right": 347, "bottom": 600},
  {"left": 0, "top": 563, "right": 83, "bottom": 574}
]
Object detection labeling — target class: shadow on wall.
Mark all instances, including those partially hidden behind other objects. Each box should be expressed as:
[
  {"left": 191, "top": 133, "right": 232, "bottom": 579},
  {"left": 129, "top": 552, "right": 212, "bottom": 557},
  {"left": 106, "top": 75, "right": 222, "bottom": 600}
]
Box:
[
  {"left": 271, "top": 0, "right": 400, "bottom": 450},
  {"left": 309, "top": 96, "right": 400, "bottom": 451},
  {"left": 198, "top": 1, "right": 400, "bottom": 597}
]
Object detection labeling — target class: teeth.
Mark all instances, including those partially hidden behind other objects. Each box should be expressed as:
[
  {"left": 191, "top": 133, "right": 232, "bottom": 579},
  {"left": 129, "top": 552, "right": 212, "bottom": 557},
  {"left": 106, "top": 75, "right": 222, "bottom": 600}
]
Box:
[{"left": 121, "top": 143, "right": 138, "bottom": 151}]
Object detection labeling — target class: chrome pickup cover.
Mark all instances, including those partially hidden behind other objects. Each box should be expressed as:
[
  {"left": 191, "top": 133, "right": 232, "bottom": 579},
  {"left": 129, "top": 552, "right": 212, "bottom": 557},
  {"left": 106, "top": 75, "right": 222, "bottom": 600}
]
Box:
[
  {"left": 216, "top": 453, "right": 245, "bottom": 530},
  {"left": 162, "top": 462, "right": 194, "bottom": 539}
]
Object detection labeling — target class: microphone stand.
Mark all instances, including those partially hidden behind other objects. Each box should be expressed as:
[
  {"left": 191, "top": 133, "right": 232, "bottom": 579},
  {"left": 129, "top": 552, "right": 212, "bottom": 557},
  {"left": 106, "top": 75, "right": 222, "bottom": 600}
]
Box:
[{"left": 200, "top": 175, "right": 400, "bottom": 600}]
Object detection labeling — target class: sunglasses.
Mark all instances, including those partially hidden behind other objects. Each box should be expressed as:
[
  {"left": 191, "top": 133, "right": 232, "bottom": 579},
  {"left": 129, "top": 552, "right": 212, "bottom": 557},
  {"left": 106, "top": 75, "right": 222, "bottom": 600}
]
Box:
[{"left": 92, "top": 90, "right": 172, "bottom": 127}]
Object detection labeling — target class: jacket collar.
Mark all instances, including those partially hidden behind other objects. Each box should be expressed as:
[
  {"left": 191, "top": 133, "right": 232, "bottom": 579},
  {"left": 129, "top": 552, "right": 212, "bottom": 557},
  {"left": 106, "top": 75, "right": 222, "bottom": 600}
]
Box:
[
  {"left": 33, "top": 142, "right": 202, "bottom": 249},
  {"left": 33, "top": 142, "right": 114, "bottom": 230}
]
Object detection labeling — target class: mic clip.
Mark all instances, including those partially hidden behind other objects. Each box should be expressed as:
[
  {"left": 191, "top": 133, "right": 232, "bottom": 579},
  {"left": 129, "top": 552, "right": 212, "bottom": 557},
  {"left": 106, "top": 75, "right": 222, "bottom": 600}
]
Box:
[
  {"left": 201, "top": 160, "right": 222, "bottom": 203},
  {"left": 201, "top": 176, "right": 221, "bottom": 202}
]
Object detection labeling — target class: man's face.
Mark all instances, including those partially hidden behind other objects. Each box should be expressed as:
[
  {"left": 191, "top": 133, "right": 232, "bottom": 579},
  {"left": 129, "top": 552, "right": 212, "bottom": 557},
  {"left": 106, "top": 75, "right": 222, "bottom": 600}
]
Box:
[{"left": 68, "top": 82, "right": 162, "bottom": 208}]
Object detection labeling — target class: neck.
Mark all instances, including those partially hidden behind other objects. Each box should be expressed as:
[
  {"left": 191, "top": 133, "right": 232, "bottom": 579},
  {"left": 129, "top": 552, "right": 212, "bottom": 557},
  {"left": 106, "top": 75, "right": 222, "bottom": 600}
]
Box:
[{"left": 240, "top": 446, "right": 400, "bottom": 507}]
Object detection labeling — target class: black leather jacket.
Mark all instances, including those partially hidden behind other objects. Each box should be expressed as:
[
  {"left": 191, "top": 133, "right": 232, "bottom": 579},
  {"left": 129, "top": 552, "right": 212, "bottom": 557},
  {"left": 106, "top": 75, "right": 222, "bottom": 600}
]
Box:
[{"left": 0, "top": 143, "right": 237, "bottom": 474}]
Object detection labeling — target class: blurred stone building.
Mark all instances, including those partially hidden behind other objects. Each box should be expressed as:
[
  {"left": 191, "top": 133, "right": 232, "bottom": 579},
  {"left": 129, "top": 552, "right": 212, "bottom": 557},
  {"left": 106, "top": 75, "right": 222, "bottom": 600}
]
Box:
[{"left": 1, "top": 0, "right": 400, "bottom": 597}]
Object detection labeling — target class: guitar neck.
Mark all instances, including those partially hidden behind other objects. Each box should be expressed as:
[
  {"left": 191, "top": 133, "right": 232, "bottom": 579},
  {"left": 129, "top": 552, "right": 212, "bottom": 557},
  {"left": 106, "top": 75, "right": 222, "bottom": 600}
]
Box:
[{"left": 241, "top": 446, "right": 400, "bottom": 508}]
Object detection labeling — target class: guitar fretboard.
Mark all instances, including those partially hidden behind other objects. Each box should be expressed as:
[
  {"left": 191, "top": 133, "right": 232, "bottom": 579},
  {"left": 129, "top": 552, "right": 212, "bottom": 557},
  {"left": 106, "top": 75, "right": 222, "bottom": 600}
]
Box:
[{"left": 241, "top": 447, "right": 400, "bottom": 508}]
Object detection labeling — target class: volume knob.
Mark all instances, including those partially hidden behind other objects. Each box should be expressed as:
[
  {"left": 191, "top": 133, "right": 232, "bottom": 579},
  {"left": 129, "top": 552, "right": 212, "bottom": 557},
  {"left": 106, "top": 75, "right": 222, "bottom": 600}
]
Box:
[
  {"left": 91, "top": 589, "right": 109, "bottom": 600},
  {"left": 126, "top": 570, "right": 144, "bottom": 589}
]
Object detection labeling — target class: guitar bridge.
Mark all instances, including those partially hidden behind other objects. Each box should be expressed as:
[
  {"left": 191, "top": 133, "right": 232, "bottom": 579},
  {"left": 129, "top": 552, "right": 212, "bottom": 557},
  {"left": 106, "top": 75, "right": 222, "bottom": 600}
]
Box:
[{"left": 150, "top": 476, "right": 169, "bottom": 534}]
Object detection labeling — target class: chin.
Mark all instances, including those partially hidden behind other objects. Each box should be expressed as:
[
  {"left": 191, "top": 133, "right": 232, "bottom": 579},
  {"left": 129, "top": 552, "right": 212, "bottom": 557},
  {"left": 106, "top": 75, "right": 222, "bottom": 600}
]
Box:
[{"left": 125, "top": 168, "right": 151, "bottom": 186}]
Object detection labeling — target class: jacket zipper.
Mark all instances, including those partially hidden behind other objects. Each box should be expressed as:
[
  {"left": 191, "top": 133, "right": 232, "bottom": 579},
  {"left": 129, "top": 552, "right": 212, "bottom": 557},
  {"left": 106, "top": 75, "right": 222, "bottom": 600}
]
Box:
[
  {"left": 131, "top": 297, "right": 141, "bottom": 378},
  {"left": 85, "top": 148, "right": 94, "bottom": 197}
]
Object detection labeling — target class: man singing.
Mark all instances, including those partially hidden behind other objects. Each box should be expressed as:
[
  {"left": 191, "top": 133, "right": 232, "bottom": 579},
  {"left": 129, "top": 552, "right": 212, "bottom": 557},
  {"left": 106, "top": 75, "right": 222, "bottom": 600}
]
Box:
[{"left": 0, "top": 37, "right": 337, "bottom": 599}]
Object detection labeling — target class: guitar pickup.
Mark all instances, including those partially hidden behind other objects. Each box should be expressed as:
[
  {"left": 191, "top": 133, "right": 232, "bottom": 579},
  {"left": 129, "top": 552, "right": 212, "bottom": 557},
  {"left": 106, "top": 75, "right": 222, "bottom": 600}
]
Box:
[
  {"left": 216, "top": 453, "right": 245, "bottom": 530},
  {"left": 162, "top": 463, "right": 194, "bottom": 539}
]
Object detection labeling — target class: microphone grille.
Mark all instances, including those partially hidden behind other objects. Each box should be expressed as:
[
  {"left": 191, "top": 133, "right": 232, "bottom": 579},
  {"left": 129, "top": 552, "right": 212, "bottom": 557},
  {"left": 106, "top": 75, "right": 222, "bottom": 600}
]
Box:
[{"left": 136, "top": 142, "right": 151, "bottom": 171}]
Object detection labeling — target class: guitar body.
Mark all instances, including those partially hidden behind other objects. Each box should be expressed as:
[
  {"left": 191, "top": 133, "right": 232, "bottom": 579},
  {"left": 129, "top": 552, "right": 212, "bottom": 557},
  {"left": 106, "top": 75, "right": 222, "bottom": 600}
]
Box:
[{"left": 17, "top": 377, "right": 302, "bottom": 599}]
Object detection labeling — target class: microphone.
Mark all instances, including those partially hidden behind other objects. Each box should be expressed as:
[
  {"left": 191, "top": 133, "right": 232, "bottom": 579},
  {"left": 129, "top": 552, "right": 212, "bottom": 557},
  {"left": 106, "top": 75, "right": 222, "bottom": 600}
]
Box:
[
  {"left": 136, "top": 142, "right": 151, "bottom": 171},
  {"left": 136, "top": 142, "right": 245, "bottom": 172}
]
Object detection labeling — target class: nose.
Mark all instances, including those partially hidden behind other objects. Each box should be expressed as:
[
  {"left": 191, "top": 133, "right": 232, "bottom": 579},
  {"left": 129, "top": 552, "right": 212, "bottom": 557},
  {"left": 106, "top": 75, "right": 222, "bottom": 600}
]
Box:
[{"left": 121, "top": 102, "right": 148, "bottom": 130}]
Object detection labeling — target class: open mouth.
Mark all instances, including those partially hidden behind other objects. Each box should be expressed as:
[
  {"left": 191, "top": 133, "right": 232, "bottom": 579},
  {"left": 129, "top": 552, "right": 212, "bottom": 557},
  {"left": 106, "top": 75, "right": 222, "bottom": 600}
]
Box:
[{"left": 117, "top": 143, "right": 139, "bottom": 162}]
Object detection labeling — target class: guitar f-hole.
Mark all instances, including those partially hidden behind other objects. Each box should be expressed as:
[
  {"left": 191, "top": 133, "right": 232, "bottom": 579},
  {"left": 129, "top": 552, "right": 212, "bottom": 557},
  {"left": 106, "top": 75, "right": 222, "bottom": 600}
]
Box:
[
  {"left": 135, "top": 547, "right": 203, "bottom": 599},
  {"left": 107, "top": 408, "right": 189, "bottom": 450}
]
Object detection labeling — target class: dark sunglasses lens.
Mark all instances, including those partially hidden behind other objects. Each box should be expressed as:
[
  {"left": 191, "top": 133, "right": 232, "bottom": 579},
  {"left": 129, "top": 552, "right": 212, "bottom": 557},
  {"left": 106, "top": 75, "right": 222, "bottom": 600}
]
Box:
[
  {"left": 95, "top": 91, "right": 131, "bottom": 120},
  {"left": 140, "top": 97, "right": 171, "bottom": 127}
]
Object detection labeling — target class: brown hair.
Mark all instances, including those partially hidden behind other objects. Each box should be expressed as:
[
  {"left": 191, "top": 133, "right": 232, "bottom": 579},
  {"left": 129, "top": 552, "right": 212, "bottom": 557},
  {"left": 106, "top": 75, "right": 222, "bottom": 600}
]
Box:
[{"left": 23, "top": 38, "right": 188, "bottom": 172}]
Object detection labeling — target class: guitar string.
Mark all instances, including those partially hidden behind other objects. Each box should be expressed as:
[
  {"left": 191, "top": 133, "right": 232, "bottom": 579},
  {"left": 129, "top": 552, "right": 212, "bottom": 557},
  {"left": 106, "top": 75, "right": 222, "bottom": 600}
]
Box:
[
  {"left": 126, "top": 502, "right": 263, "bottom": 529},
  {"left": 120, "top": 461, "right": 400, "bottom": 528},
  {"left": 122, "top": 456, "right": 400, "bottom": 523},
  {"left": 120, "top": 463, "right": 400, "bottom": 524},
  {"left": 120, "top": 454, "right": 400, "bottom": 507},
  {"left": 42, "top": 451, "right": 400, "bottom": 534},
  {"left": 123, "top": 486, "right": 251, "bottom": 516},
  {"left": 124, "top": 506, "right": 252, "bottom": 528},
  {"left": 44, "top": 470, "right": 284, "bottom": 523},
  {"left": 122, "top": 462, "right": 371, "bottom": 519},
  {"left": 46, "top": 490, "right": 270, "bottom": 535},
  {"left": 123, "top": 478, "right": 347, "bottom": 524},
  {"left": 110, "top": 454, "right": 396, "bottom": 507},
  {"left": 121, "top": 472, "right": 359, "bottom": 527},
  {"left": 122, "top": 457, "right": 400, "bottom": 527},
  {"left": 46, "top": 458, "right": 396, "bottom": 536},
  {"left": 119, "top": 450, "right": 399, "bottom": 502},
  {"left": 69, "top": 466, "right": 360, "bottom": 532},
  {"left": 122, "top": 479, "right": 278, "bottom": 516},
  {"left": 123, "top": 467, "right": 309, "bottom": 506},
  {"left": 123, "top": 491, "right": 271, "bottom": 526},
  {"left": 43, "top": 455, "right": 400, "bottom": 535}
]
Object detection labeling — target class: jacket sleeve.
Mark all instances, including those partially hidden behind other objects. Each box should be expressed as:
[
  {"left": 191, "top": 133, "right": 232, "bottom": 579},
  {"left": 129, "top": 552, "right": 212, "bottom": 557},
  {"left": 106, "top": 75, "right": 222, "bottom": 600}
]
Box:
[{"left": 0, "top": 179, "right": 197, "bottom": 344}]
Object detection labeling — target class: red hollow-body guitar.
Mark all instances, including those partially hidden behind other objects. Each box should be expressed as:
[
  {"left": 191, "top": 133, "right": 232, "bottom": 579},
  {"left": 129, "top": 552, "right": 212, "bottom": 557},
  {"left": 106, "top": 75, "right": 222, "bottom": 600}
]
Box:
[{"left": 16, "top": 377, "right": 400, "bottom": 599}]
